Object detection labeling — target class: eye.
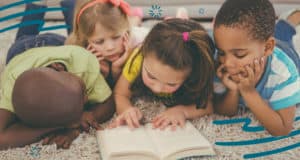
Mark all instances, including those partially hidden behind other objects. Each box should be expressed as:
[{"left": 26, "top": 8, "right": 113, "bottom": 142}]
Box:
[
  {"left": 234, "top": 52, "right": 247, "bottom": 58},
  {"left": 112, "top": 35, "right": 121, "bottom": 40},
  {"left": 94, "top": 40, "right": 104, "bottom": 45},
  {"left": 148, "top": 73, "right": 156, "bottom": 80}
]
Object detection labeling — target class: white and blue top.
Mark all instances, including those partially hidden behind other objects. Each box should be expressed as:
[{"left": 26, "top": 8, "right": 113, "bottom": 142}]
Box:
[{"left": 214, "top": 47, "right": 300, "bottom": 110}]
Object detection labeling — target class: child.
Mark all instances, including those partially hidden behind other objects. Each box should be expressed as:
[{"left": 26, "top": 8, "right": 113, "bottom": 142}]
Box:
[
  {"left": 213, "top": 0, "right": 300, "bottom": 136},
  {"left": 0, "top": 45, "right": 114, "bottom": 150},
  {"left": 112, "top": 18, "right": 215, "bottom": 130},
  {"left": 66, "top": 0, "right": 148, "bottom": 86},
  {"left": 7, "top": 0, "right": 148, "bottom": 87}
]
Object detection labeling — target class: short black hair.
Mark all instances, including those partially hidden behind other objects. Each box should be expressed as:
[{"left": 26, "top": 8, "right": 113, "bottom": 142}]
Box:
[{"left": 214, "top": 0, "right": 275, "bottom": 41}]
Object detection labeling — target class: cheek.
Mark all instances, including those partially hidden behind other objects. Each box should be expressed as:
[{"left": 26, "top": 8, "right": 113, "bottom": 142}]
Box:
[
  {"left": 141, "top": 72, "right": 153, "bottom": 88},
  {"left": 92, "top": 44, "right": 105, "bottom": 53}
]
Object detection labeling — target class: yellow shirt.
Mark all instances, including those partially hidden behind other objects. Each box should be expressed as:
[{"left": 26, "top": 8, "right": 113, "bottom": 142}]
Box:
[
  {"left": 0, "top": 45, "right": 112, "bottom": 113},
  {"left": 122, "top": 48, "right": 143, "bottom": 83}
]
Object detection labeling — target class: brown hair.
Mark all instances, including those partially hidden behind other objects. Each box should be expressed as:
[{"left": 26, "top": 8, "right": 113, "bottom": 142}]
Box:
[
  {"left": 130, "top": 18, "right": 215, "bottom": 108},
  {"left": 65, "top": 0, "right": 130, "bottom": 47}
]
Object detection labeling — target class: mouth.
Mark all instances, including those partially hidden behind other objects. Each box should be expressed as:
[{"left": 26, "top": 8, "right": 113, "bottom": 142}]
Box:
[{"left": 105, "top": 53, "right": 121, "bottom": 62}]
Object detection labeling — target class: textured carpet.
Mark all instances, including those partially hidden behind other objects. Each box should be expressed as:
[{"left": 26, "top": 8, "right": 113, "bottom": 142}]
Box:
[{"left": 0, "top": 21, "right": 299, "bottom": 160}]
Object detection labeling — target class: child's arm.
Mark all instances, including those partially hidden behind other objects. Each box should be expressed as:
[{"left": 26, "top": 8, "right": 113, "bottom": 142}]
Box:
[
  {"left": 113, "top": 75, "right": 143, "bottom": 128},
  {"left": 213, "top": 64, "right": 240, "bottom": 116},
  {"left": 79, "top": 95, "right": 115, "bottom": 132},
  {"left": 0, "top": 109, "right": 59, "bottom": 150},
  {"left": 239, "top": 64, "right": 296, "bottom": 136},
  {"left": 241, "top": 90, "right": 295, "bottom": 136},
  {"left": 152, "top": 100, "right": 214, "bottom": 130}
]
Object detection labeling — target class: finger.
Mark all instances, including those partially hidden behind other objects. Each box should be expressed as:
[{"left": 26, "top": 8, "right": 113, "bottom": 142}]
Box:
[
  {"left": 56, "top": 137, "right": 66, "bottom": 149},
  {"left": 253, "top": 58, "right": 260, "bottom": 75},
  {"left": 178, "top": 119, "right": 185, "bottom": 128},
  {"left": 216, "top": 64, "right": 225, "bottom": 78},
  {"left": 125, "top": 113, "right": 135, "bottom": 129},
  {"left": 44, "top": 134, "right": 56, "bottom": 145},
  {"left": 159, "top": 119, "right": 170, "bottom": 130},
  {"left": 81, "top": 122, "right": 90, "bottom": 132},
  {"left": 171, "top": 120, "right": 178, "bottom": 131},
  {"left": 245, "top": 65, "right": 254, "bottom": 79},
  {"left": 63, "top": 141, "right": 70, "bottom": 149},
  {"left": 91, "top": 121, "right": 101, "bottom": 130},
  {"left": 152, "top": 115, "right": 164, "bottom": 128},
  {"left": 129, "top": 110, "right": 140, "bottom": 128}
]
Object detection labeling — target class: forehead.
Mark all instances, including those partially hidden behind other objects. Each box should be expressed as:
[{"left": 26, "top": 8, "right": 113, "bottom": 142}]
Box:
[
  {"left": 90, "top": 23, "right": 125, "bottom": 39},
  {"left": 143, "top": 54, "right": 189, "bottom": 83},
  {"left": 213, "top": 25, "right": 254, "bottom": 50}
]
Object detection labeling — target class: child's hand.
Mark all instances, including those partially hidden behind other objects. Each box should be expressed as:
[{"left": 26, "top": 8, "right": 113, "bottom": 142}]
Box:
[
  {"left": 42, "top": 128, "right": 80, "bottom": 149},
  {"left": 112, "top": 32, "right": 130, "bottom": 69},
  {"left": 152, "top": 107, "right": 187, "bottom": 131},
  {"left": 80, "top": 111, "right": 101, "bottom": 132},
  {"left": 238, "top": 57, "right": 265, "bottom": 93},
  {"left": 216, "top": 64, "right": 238, "bottom": 91},
  {"left": 87, "top": 44, "right": 110, "bottom": 77},
  {"left": 109, "top": 107, "right": 143, "bottom": 129}
]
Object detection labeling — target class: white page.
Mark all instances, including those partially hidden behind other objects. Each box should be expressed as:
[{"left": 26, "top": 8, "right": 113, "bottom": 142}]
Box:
[
  {"left": 145, "top": 121, "right": 213, "bottom": 159},
  {"left": 97, "top": 126, "right": 158, "bottom": 160}
]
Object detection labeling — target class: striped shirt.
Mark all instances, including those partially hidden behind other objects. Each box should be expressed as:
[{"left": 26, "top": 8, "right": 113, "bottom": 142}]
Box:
[{"left": 214, "top": 47, "right": 300, "bottom": 110}]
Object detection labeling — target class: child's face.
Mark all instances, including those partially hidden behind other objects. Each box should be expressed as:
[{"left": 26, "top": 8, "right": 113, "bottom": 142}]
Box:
[
  {"left": 141, "top": 54, "right": 190, "bottom": 94},
  {"left": 214, "top": 25, "right": 273, "bottom": 82},
  {"left": 88, "top": 23, "right": 127, "bottom": 62}
]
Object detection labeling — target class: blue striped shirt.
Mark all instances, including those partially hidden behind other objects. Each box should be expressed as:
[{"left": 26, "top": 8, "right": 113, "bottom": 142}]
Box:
[{"left": 214, "top": 47, "right": 300, "bottom": 110}]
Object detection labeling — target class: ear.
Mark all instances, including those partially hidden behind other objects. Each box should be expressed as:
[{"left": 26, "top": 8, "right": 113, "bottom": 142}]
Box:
[{"left": 263, "top": 36, "right": 275, "bottom": 57}]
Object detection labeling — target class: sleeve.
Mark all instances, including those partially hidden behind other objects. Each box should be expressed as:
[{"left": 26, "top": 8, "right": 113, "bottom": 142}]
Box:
[
  {"left": 268, "top": 51, "right": 300, "bottom": 110},
  {"left": 122, "top": 48, "right": 143, "bottom": 83},
  {"left": 269, "top": 76, "right": 300, "bottom": 110},
  {"left": 0, "top": 72, "right": 15, "bottom": 113},
  {"left": 87, "top": 73, "right": 112, "bottom": 104}
]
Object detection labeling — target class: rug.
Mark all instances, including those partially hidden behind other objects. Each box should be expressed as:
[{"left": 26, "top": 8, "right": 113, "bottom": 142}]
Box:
[{"left": 0, "top": 21, "right": 299, "bottom": 160}]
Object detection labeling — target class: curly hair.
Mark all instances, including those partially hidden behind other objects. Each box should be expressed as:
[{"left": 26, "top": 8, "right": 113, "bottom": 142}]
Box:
[{"left": 214, "top": 0, "right": 275, "bottom": 41}]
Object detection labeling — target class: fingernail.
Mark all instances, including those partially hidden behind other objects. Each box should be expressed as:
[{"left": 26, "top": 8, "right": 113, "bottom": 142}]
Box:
[
  {"left": 261, "top": 57, "right": 264, "bottom": 62},
  {"left": 254, "top": 59, "right": 258, "bottom": 64}
]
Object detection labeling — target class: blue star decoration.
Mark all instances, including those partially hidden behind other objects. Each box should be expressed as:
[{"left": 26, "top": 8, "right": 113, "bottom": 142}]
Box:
[
  {"left": 148, "top": 4, "right": 163, "bottom": 18},
  {"left": 29, "top": 145, "right": 42, "bottom": 158},
  {"left": 198, "top": 8, "right": 205, "bottom": 16}
]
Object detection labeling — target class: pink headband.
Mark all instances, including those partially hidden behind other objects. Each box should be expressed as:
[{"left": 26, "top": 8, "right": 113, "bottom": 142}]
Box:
[
  {"left": 76, "top": 0, "right": 131, "bottom": 24},
  {"left": 182, "top": 32, "right": 189, "bottom": 42}
]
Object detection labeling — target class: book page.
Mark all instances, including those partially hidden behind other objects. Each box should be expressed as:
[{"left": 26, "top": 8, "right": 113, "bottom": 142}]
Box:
[
  {"left": 144, "top": 121, "right": 215, "bottom": 160},
  {"left": 97, "top": 126, "right": 159, "bottom": 160}
]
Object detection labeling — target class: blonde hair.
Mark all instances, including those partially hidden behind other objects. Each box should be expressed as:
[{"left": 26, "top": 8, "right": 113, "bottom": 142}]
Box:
[{"left": 65, "top": 0, "right": 130, "bottom": 47}]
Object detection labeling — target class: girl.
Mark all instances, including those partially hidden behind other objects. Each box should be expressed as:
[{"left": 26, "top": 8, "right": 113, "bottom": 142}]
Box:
[
  {"left": 7, "top": 0, "right": 147, "bottom": 86},
  {"left": 113, "top": 18, "right": 216, "bottom": 130},
  {"left": 65, "top": 0, "right": 148, "bottom": 86}
]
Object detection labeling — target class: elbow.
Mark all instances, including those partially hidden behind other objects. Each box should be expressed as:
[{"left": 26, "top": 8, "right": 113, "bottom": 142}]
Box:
[{"left": 269, "top": 127, "right": 293, "bottom": 137}]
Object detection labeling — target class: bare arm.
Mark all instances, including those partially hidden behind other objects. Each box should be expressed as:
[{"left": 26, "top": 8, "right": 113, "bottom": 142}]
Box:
[
  {"left": 90, "top": 95, "right": 115, "bottom": 123},
  {"left": 0, "top": 109, "right": 59, "bottom": 150},
  {"left": 183, "top": 99, "right": 214, "bottom": 119},
  {"left": 114, "top": 75, "right": 134, "bottom": 114},
  {"left": 241, "top": 90, "right": 295, "bottom": 136},
  {"left": 213, "top": 90, "right": 239, "bottom": 116}
]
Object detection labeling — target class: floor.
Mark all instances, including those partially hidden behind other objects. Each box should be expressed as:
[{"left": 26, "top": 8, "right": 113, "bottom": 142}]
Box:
[{"left": 0, "top": 19, "right": 300, "bottom": 160}]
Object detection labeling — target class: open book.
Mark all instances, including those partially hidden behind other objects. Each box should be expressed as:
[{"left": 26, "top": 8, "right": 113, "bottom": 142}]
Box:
[{"left": 96, "top": 121, "right": 215, "bottom": 160}]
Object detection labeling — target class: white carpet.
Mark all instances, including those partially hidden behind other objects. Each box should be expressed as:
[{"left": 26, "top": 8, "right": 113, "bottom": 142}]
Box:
[{"left": 0, "top": 21, "right": 299, "bottom": 160}]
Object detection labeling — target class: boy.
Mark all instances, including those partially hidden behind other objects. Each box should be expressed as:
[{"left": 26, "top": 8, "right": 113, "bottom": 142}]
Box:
[
  {"left": 213, "top": 0, "right": 300, "bottom": 136},
  {"left": 0, "top": 45, "right": 114, "bottom": 150}
]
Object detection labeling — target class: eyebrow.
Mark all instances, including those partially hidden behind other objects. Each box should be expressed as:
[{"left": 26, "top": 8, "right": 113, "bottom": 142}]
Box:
[{"left": 143, "top": 64, "right": 179, "bottom": 85}]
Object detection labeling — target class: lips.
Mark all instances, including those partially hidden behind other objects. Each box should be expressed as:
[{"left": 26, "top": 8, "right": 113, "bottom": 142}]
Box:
[{"left": 105, "top": 53, "right": 121, "bottom": 62}]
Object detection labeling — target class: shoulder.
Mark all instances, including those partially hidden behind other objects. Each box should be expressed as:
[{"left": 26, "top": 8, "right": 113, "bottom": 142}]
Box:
[{"left": 123, "top": 48, "right": 143, "bottom": 82}]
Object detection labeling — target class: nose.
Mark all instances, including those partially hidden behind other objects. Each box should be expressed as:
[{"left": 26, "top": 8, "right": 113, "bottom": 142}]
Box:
[
  {"left": 152, "top": 83, "right": 163, "bottom": 93},
  {"left": 222, "top": 55, "right": 235, "bottom": 68},
  {"left": 104, "top": 40, "right": 115, "bottom": 52}
]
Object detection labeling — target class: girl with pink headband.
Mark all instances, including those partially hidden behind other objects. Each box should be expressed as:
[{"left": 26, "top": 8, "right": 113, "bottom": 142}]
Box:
[
  {"left": 66, "top": 0, "right": 148, "bottom": 87},
  {"left": 111, "top": 18, "right": 216, "bottom": 130}
]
